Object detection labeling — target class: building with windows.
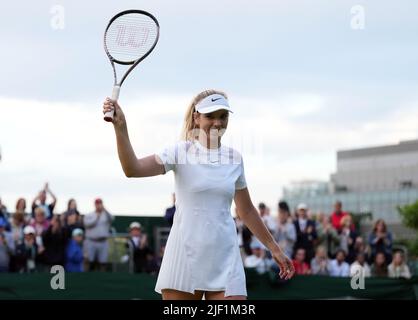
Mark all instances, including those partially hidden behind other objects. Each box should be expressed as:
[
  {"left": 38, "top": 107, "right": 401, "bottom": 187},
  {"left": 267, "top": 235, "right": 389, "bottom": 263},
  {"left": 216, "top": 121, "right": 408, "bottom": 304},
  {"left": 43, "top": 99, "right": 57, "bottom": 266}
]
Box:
[{"left": 283, "top": 140, "right": 418, "bottom": 224}]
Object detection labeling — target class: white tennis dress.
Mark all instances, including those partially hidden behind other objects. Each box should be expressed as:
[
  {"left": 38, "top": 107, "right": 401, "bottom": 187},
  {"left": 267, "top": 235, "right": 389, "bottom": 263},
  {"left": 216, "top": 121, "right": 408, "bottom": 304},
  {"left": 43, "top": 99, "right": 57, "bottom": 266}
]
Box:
[{"left": 154, "top": 140, "right": 247, "bottom": 297}]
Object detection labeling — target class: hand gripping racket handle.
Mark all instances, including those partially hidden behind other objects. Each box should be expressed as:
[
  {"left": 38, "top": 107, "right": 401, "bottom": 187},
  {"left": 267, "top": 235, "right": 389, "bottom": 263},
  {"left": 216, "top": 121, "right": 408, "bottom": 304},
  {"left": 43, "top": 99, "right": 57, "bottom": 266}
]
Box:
[{"left": 104, "top": 85, "right": 120, "bottom": 122}]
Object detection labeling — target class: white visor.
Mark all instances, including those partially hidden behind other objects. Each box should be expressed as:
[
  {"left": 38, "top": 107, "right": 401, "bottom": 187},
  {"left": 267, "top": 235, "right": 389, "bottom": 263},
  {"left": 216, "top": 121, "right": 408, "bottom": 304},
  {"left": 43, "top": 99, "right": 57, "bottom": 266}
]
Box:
[{"left": 195, "top": 94, "right": 233, "bottom": 114}]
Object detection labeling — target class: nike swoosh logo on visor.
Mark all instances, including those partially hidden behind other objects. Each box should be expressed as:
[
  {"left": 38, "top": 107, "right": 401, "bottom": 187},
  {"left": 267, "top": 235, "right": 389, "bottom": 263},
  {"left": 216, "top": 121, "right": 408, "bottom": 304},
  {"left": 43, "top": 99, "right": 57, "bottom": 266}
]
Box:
[{"left": 211, "top": 98, "right": 222, "bottom": 102}]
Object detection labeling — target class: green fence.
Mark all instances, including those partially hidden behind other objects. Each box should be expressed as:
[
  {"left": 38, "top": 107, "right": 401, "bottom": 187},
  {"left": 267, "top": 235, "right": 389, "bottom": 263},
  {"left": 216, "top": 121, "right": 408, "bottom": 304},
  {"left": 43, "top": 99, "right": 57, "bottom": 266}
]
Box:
[{"left": 0, "top": 272, "right": 416, "bottom": 300}]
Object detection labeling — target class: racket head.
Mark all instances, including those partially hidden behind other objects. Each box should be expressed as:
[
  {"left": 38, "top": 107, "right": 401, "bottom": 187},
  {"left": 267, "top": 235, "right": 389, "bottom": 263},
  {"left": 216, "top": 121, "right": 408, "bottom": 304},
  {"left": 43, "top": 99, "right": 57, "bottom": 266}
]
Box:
[{"left": 104, "top": 9, "right": 160, "bottom": 66}]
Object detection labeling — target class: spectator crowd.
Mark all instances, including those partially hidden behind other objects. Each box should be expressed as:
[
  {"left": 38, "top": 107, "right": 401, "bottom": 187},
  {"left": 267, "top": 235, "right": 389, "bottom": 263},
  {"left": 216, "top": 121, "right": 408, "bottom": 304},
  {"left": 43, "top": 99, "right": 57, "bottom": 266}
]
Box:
[
  {"left": 0, "top": 183, "right": 162, "bottom": 274},
  {"left": 237, "top": 200, "right": 412, "bottom": 279},
  {"left": 0, "top": 185, "right": 413, "bottom": 280}
]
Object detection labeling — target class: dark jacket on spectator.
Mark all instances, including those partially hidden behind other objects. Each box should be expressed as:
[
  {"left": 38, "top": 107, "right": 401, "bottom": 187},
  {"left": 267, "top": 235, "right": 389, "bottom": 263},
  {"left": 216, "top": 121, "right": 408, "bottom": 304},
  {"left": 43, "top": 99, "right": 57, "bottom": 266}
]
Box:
[
  {"left": 42, "top": 226, "right": 67, "bottom": 266},
  {"left": 14, "top": 242, "right": 39, "bottom": 273},
  {"left": 294, "top": 219, "right": 317, "bottom": 262}
]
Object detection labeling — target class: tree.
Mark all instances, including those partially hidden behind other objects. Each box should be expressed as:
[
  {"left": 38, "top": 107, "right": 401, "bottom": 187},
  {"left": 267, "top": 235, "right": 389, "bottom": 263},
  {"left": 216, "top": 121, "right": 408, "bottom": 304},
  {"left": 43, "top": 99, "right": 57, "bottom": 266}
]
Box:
[{"left": 398, "top": 200, "right": 418, "bottom": 258}]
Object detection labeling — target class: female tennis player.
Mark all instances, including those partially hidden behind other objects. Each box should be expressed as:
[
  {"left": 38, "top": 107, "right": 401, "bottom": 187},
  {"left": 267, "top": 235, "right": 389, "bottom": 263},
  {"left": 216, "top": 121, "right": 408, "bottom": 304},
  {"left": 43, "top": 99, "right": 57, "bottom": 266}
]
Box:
[{"left": 102, "top": 89, "right": 295, "bottom": 300}]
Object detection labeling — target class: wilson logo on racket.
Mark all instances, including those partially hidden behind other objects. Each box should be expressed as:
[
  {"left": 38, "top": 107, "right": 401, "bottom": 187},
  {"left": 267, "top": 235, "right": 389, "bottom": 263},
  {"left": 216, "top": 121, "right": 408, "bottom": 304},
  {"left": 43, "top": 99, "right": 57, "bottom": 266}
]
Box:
[{"left": 115, "top": 25, "right": 150, "bottom": 48}]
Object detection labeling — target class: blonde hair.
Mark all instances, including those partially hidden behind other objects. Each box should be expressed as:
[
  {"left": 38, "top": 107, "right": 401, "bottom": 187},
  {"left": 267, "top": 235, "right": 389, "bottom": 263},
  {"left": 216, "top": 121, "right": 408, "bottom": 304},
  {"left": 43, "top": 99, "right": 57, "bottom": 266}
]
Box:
[{"left": 181, "top": 89, "right": 228, "bottom": 141}]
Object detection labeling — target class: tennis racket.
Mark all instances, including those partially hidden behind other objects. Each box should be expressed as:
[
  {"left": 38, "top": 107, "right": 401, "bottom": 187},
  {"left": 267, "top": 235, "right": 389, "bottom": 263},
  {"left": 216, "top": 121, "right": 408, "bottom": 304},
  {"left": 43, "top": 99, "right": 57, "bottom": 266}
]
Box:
[{"left": 103, "top": 10, "right": 160, "bottom": 122}]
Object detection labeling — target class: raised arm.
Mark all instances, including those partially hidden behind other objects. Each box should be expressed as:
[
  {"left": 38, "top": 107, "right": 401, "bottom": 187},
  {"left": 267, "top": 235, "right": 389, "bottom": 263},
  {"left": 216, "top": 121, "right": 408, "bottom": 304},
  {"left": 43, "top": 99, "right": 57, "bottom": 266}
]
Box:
[
  {"left": 103, "top": 98, "right": 165, "bottom": 178},
  {"left": 44, "top": 183, "right": 57, "bottom": 207},
  {"left": 234, "top": 187, "right": 295, "bottom": 280}
]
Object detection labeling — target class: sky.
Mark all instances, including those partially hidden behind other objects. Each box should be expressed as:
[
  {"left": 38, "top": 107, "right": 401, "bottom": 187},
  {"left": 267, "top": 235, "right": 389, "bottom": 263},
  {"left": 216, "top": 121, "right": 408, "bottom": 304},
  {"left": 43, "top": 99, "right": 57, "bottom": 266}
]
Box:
[{"left": 1, "top": 0, "right": 418, "bottom": 216}]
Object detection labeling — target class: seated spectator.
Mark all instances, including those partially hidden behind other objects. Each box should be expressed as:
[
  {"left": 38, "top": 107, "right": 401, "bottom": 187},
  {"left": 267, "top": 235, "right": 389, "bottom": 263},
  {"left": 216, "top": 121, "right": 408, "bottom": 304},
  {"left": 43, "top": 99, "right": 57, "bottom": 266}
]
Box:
[
  {"left": 244, "top": 239, "right": 273, "bottom": 274},
  {"left": 310, "top": 246, "right": 331, "bottom": 275},
  {"left": 234, "top": 212, "right": 249, "bottom": 262},
  {"left": 350, "top": 252, "right": 371, "bottom": 278},
  {"left": 339, "top": 215, "right": 358, "bottom": 263},
  {"left": 316, "top": 214, "right": 340, "bottom": 258},
  {"left": 164, "top": 193, "right": 176, "bottom": 227},
  {"left": 15, "top": 226, "right": 39, "bottom": 273},
  {"left": 388, "top": 251, "right": 411, "bottom": 279},
  {"left": 368, "top": 219, "right": 393, "bottom": 264},
  {"left": 353, "top": 236, "right": 370, "bottom": 263},
  {"left": 126, "top": 222, "right": 151, "bottom": 273},
  {"left": 329, "top": 249, "right": 350, "bottom": 277},
  {"left": 370, "top": 252, "right": 388, "bottom": 277},
  {"left": 145, "top": 245, "right": 165, "bottom": 276},
  {"left": 294, "top": 203, "right": 317, "bottom": 263},
  {"left": 273, "top": 201, "right": 296, "bottom": 259},
  {"left": 65, "top": 228, "right": 84, "bottom": 272},
  {"left": 42, "top": 215, "right": 67, "bottom": 269},
  {"left": 0, "top": 217, "right": 15, "bottom": 272},
  {"left": 292, "top": 248, "right": 311, "bottom": 275}
]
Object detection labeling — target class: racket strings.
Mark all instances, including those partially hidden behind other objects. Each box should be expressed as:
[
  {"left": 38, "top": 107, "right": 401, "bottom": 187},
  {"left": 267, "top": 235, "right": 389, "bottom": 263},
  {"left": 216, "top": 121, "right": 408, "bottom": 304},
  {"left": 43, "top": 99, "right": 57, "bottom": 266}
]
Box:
[{"left": 105, "top": 14, "right": 158, "bottom": 63}]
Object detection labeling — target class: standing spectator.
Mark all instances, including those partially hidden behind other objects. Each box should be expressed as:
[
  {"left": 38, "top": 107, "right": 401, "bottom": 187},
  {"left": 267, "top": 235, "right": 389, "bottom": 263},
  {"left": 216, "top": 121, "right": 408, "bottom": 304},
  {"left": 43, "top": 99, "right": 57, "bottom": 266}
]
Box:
[
  {"left": 330, "top": 200, "right": 349, "bottom": 233},
  {"left": 310, "top": 246, "right": 331, "bottom": 275},
  {"left": 329, "top": 249, "right": 350, "bottom": 277},
  {"left": 30, "top": 207, "right": 50, "bottom": 251},
  {"left": 10, "top": 211, "right": 26, "bottom": 246},
  {"left": 63, "top": 209, "right": 84, "bottom": 240},
  {"left": 273, "top": 201, "right": 296, "bottom": 258},
  {"left": 388, "top": 251, "right": 411, "bottom": 279},
  {"left": 258, "top": 202, "right": 277, "bottom": 233},
  {"left": 368, "top": 219, "right": 393, "bottom": 263},
  {"left": 244, "top": 240, "right": 273, "bottom": 275},
  {"left": 294, "top": 203, "right": 317, "bottom": 263},
  {"left": 0, "top": 198, "right": 11, "bottom": 231},
  {"left": 164, "top": 193, "right": 176, "bottom": 227},
  {"left": 350, "top": 252, "right": 371, "bottom": 278},
  {"left": 126, "top": 222, "right": 151, "bottom": 273},
  {"left": 316, "top": 214, "right": 340, "bottom": 258},
  {"left": 292, "top": 248, "right": 311, "bottom": 275},
  {"left": 15, "top": 198, "right": 30, "bottom": 223},
  {"left": 42, "top": 215, "right": 67, "bottom": 269},
  {"left": 65, "top": 228, "right": 84, "bottom": 272},
  {"left": 370, "top": 252, "right": 388, "bottom": 277},
  {"left": 15, "top": 226, "right": 39, "bottom": 273},
  {"left": 62, "top": 199, "right": 81, "bottom": 227},
  {"left": 31, "top": 183, "right": 57, "bottom": 220},
  {"left": 339, "top": 215, "right": 358, "bottom": 263},
  {"left": 0, "top": 217, "right": 15, "bottom": 272},
  {"left": 83, "top": 198, "right": 113, "bottom": 271}
]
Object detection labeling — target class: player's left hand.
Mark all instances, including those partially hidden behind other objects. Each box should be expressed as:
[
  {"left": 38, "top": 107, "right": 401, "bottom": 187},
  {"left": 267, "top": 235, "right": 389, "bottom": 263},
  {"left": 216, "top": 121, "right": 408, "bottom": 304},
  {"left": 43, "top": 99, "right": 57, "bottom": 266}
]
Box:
[{"left": 272, "top": 249, "right": 295, "bottom": 280}]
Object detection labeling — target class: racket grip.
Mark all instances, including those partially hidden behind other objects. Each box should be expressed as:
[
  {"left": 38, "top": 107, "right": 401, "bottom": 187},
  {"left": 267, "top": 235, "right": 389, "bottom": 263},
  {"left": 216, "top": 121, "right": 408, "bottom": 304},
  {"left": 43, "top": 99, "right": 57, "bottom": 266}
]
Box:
[{"left": 104, "top": 85, "right": 120, "bottom": 122}]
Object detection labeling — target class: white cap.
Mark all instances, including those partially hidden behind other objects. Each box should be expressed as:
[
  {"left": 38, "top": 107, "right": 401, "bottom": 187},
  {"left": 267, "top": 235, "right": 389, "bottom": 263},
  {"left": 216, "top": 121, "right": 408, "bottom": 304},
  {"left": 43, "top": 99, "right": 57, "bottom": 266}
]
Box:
[
  {"left": 72, "top": 228, "right": 84, "bottom": 237},
  {"left": 297, "top": 203, "right": 308, "bottom": 210},
  {"left": 23, "top": 225, "right": 35, "bottom": 235},
  {"left": 129, "top": 222, "right": 142, "bottom": 230},
  {"left": 195, "top": 94, "right": 233, "bottom": 114}
]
